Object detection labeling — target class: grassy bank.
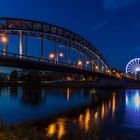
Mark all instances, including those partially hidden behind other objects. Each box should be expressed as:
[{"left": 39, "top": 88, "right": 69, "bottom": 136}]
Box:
[{"left": 0, "top": 120, "right": 123, "bottom": 140}]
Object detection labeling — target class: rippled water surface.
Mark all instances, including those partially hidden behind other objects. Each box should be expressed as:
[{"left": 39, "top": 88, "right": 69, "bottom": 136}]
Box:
[{"left": 0, "top": 86, "right": 140, "bottom": 139}]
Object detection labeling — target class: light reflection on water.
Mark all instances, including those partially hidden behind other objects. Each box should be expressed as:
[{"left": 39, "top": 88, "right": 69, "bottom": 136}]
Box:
[
  {"left": 0, "top": 86, "right": 92, "bottom": 124},
  {"left": 1, "top": 86, "right": 140, "bottom": 139},
  {"left": 45, "top": 90, "right": 140, "bottom": 139},
  {"left": 45, "top": 89, "right": 117, "bottom": 139},
  {"left": 46, "top": 118, "right": 66, "bottom": 139},
  {"left": 125, "top": 90, "right": 140, "bottom": 110},
  {"left": 124, "top": 90, "right": 140, "bottom": 128}
]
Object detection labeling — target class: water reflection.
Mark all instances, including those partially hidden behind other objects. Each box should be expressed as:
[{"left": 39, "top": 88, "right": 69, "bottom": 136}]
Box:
[
  {"left": 101, "top": 102, "right": 105, "bottom": 120},
  {"left": 0, "top": 86, "right": 92, "bottom": 124},
  {"left": 2, "top": 86, "right": 140, "bottom": 139},
  {"left": 124, "top": 90, "right": 140, "bottom": 129},
  {"left": 45, "top": 89, "right": 118, "bottom": 139},
  {"left": 66, "top": 88, "right": 70, "bottom": 101},
  {"left": 125, "top": 90, "right": 140, "bottom": 110},
  {"left": 46, "top": 118, "right": 66, "bottom": 139},
  {"left": 112, "top": 93, "right": 116, "bottom": 117}
]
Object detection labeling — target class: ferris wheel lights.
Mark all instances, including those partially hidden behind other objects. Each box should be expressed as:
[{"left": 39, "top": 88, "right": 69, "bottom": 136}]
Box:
[
  {"left": 126, "top": 58, "right": 140, "bottom": 74},
  {"left": 135, "top": 67, "right": 140, "bottom": 72}
]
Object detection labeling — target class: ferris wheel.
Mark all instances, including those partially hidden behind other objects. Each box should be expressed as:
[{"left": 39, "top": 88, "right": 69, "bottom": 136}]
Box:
[{"left": 126, "top": 58, "right": 140, "bottom": 74}]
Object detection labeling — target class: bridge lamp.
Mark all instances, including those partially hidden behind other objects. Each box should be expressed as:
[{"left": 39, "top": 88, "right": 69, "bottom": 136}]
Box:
[
  {"left": 95, "top": 66, "right": 99, "bottom": 70},
  {"left": 86, "top": 61, "right": 90, "bottom": 65},
  {"left": 1, "top": 36, "right": 8, "bottom": 43},
  {"left": 78, "top": 60, "right": 82, "bottom": 66},
  {"left": 49, "top": 53, "right": 55, "bottom": 59},
  {"left": 107, "top": 69, "right": 111, "bottom": 74},
  {"left": 59, "top": 53, "right": 64, "bottom": 58}
]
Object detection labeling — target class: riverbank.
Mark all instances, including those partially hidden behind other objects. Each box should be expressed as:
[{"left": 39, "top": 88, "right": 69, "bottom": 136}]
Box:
[{"left": 0, "top": 79, "right": 140, "bottom": 89}]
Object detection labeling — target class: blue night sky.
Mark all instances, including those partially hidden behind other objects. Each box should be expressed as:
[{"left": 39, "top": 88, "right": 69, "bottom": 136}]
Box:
[{"left": 0, "top": 0, "right": 140, "bottom": 72}]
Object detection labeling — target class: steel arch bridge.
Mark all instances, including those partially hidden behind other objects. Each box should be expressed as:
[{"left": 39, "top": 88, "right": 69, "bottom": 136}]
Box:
[{"left": 0, "top": 17, "right": 110, "bottom": 77}]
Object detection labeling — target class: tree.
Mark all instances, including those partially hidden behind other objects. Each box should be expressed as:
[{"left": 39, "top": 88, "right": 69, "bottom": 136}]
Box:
[{"left": 10, "top": 70, "right": 18, "bottom": 82}]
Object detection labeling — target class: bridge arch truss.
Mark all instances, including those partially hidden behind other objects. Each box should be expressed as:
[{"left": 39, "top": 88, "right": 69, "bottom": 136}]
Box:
[{"left": 0, "top": 17, "right": 109, "bottom": 73}]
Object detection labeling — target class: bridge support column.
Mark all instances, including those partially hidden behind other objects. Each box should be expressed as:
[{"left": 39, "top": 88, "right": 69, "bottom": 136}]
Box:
[
  {"left": 68, "top": 44, "right": 70, "bottom": 64},
  {"left": 55, "top": 42, "right": 58, "bottom": 63},
  {"left": 92, "top": 58, "right": 96, "bottom": 71},
  {"left": 86, "top": 56, "right": 89, "bottom": 69},
  {"left": 41, "top": 34, "right": 44, "bottom": 60},
  {"left": 19, "top": 31, "right": 23, "bottom": 58},
  {"left": 25, "top": 35, "right": 28, "bottom": 56},
  {"left": 102, "top": 65, "right": 104, "bottom": 72},
  {"left": 96, "top": 59, "right": 100, "bottom": 71},
  {"left": 74, "top": 48, "right": 76, "bottom": 65}
]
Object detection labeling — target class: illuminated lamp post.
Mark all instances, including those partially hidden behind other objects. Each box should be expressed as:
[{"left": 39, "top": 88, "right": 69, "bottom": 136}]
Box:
[
  {"left": 86, "top": 60, "right": 90, "bottom": 68},
  {"left": 59, "top": 52, "right": 64, "bottom": 63},
  {"left": 78, "top": 60, "right": 82, "bottom": 67},
  {"left": 49, "top": 53, "right": 55, "bottom": 61},
  {"left": 95, "top": 65, "right": 99, "bottom": 71},
  {"left": 1, "top": 35, "right": 8, "bottom": 56}
]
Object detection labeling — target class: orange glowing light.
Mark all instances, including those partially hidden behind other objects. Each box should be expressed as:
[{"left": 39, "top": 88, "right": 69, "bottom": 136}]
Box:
[
  {"left": 101, "top": 102, "right": 105, "bottom": 120},
  {"left": 1, "top": 36, "right": 8, "bottom": 43},
  {"left": 78, "top": 60, "right": 82, "bottom": 66},
  {"left": 49, "top": 53, "right": 55, "bottom": 59},
  {"left": 112, "top": 93, "right": 116, "bottom": 116},
  {"left": 86, "top": 61, "right": 90, "bottom": 64},
  {"left": 95, "top": 66, "right": 99, "bottom": 70},
  {"left": 94, "top": 112, "right": 98, "bottom": 120},
  {"left": 57, "top": 119, "right": 65, "bottom": 139},
  {"left": 47, "top": 123, "right": 56, "bottom": 137},
  {"left": 84, "top": 109, "right": 90, "bottom": 130},
  {"left": 59, "top": 53, "right": 64, "bottom": 58}
]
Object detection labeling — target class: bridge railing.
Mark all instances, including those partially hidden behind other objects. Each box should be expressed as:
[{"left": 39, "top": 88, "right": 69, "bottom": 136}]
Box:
[{"left": 0, "top": 51, "right": 105, "bottom": 74}]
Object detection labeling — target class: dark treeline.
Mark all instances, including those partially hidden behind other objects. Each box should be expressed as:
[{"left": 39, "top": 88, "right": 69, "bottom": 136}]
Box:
[{"left": 0, "top": 69, "right": 80, "bottom": 83}]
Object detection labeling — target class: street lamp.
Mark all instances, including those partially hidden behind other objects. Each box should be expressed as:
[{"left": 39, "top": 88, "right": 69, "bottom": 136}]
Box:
[
  {"left": 59, "top": 52, "right": 64, "bottom": 58},
  {"left": 86, "top": 61, "right": 90, "bottom": 65},
  {"left": 1, "top": 36, "right": 8, "bottom": 43},
  {"left": 49, "top": 53, "right": 55, "bottom": 60},
  {"left": 1, "top": 35, "right": 8, "bottom": 56},
  {"left": 95, "top": 65, "right": 99, "bottom": 70},
  {"left": 86, "top": 60, "right": 90, "bottom": 69},
  {"left": 78, "top": 60, "right": 82, "bottom": 67}
]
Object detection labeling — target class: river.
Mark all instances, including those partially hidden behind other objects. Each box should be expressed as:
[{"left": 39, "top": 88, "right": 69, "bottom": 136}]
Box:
[{"left": 0, "top": 86, "right": 140, "bottom": 139}]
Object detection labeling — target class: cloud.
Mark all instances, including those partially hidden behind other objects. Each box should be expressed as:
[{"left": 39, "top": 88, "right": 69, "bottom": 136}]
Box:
[
  {"left": 90, "top": 19, "right": 110, "bottom": 32},
  {"left": 103, "top": 0, "right": 138, "bottom": 10}
]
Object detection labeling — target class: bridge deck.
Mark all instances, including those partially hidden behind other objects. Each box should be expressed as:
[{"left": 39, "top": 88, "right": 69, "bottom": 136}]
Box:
[{"left": 0, "top": 51, "right": 114, "bottom": 79}]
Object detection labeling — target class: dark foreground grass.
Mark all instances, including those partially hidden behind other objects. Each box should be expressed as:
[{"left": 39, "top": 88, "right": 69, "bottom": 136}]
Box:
[{"left": 0, "top": 120, "right": 123, "bottom": 140}]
